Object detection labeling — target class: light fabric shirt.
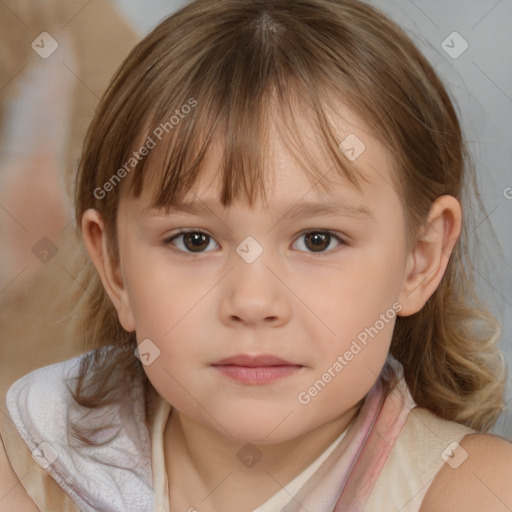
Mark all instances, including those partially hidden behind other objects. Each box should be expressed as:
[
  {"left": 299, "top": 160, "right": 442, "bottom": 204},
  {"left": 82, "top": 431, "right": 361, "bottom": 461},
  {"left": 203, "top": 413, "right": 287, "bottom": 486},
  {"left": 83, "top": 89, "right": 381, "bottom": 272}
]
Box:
[{"left": 7, "top": 354, "right": 153, "bottom": 512}]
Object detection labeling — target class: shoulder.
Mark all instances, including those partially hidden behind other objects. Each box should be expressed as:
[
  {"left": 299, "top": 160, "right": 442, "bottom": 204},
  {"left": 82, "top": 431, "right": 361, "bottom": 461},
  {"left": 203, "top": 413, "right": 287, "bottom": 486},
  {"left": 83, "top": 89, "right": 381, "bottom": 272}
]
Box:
[
  {"left": 364, "top": 403, "right": 477, "bottom": 511},
  {"left": 421, "top": 432, "right": 512, "bottom": 511},
  {"left": 5, "top": 346, "right": 147, "bottom": 450},
  {"left": 6, "top": 346, "right": 118, "bottom": 429},
  {"left": 6, "top": 352, "right": 87, "bottom": 443},
  {"left": 3, "top": 347, "right": 154, "bottom": 512},
  {"left": 0, "top": 355, "right": 86, "bottom": 512}
]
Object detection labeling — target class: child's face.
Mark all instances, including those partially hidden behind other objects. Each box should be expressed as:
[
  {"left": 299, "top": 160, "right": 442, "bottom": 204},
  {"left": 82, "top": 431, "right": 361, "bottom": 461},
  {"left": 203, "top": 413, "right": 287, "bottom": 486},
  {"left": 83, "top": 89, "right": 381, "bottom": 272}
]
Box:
[{"left": 113, "top": 107, "right": 412, "bottom": 443}]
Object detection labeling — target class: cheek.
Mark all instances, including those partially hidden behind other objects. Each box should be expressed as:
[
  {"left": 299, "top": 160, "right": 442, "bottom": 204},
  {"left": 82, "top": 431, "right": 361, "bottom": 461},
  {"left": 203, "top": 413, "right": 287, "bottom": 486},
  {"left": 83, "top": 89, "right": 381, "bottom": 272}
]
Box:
[
  {"left": 121, "top": 246, "right": 206, "bottom": 335},
  {"left": 317, "top": 248, "right": 403, "bottom": 330},
  {"left": 120, "top": 250, "right": 217, "bottom": 395},
  {"left": 303, "top": 306, "right": 396, "bottom": 418},
  {"left": 307, "top": 246, "right": 403, "bottom": 383}
]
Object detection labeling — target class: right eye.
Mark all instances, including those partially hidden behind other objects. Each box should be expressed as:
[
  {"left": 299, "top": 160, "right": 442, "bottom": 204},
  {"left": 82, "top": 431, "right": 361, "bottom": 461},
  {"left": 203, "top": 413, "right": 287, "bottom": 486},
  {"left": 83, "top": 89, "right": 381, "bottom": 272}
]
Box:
[{"left": 163, "top": 230, "right": 220, "bottom": 253}]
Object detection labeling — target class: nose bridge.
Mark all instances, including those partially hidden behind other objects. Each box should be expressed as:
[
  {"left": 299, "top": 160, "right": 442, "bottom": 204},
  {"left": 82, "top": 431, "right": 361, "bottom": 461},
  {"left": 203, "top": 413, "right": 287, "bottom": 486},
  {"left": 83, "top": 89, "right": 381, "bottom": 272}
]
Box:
[{"left": 220, "top": 235, "right": 290, "bottom": 326}]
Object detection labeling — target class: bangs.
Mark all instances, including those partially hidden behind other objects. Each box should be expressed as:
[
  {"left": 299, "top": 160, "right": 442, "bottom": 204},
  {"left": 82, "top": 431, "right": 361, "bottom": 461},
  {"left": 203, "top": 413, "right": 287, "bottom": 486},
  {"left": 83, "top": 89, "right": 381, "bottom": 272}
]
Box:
[
  {"left": 77, "top": 0, "right": 456, "bottom": 247},
  {"left": 126, "top": 76, "right": 369, "bottom": 213},
  {"left": 76, "top": 0, "right": 435, "bottom": 238},
  {"left": 117, "top": 2, "right": 375, "bottom": 212}
]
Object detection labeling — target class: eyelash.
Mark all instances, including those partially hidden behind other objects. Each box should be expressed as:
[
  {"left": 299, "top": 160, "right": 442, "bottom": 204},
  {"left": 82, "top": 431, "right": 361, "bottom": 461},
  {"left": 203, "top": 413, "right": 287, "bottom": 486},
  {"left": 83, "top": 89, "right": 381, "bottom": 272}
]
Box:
[{"left": 162, "top": 229, "right": 348, "bottom": 255}]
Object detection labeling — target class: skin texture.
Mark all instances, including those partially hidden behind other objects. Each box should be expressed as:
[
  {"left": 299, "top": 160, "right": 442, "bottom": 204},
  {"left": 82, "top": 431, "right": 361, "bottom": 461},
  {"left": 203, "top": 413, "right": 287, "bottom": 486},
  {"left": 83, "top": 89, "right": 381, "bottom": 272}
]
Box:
[
  {"left": 421, "top": 433, "right": 512, "bottom": 512},
  {"left": 82, "top": 105, "right": 463, "bottom": 511}
]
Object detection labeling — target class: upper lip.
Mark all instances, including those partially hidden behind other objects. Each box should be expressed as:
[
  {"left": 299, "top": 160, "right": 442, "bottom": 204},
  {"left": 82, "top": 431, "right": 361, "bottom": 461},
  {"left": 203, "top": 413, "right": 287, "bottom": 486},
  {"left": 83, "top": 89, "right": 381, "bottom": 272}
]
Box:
[{"left": 211, "top": 354, "right": 300, "bottom": 367}]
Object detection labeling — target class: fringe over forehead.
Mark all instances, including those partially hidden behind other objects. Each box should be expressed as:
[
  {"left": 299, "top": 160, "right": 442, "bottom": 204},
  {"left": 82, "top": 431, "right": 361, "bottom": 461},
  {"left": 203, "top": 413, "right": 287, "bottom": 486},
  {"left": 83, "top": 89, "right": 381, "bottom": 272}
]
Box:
[{"left": 75, "top": 0, "right": 463, "bottom": 257}]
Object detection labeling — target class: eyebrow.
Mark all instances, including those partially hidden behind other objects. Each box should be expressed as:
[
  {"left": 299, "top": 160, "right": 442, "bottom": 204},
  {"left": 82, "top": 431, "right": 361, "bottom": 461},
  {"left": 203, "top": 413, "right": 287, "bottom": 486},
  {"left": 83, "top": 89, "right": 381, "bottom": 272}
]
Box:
[
  {"left": 284, "top": 200, "right": 373, "bottom": 220},
  {"left": 143, "top": 198, "right": 374, "bottom": 220}
]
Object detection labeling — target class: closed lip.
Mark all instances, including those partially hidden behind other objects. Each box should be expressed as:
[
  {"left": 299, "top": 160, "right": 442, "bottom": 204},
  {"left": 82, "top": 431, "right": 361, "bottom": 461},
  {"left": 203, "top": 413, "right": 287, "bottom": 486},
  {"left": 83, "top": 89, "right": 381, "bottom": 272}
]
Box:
[{"left": 211, "top": 354, "right": 301, "bottom": 367}]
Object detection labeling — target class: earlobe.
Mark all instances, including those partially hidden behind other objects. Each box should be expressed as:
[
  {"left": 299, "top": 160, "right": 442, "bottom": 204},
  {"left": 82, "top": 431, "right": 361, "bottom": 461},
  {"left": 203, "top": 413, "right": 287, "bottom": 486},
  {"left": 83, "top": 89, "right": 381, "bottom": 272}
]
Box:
[
  {"left": 398, "top": 195, "right": 462, "bottom": 317},
  {"left": 81, "top": 209, "right": 136, "bottom": 332}
]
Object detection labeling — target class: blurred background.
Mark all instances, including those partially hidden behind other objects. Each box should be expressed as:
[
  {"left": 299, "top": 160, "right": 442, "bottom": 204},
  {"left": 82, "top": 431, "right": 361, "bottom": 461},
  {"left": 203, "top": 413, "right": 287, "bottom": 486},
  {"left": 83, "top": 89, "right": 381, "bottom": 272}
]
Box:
[{"left": 0, "top": 0, "right": 510, "bottom": 437}]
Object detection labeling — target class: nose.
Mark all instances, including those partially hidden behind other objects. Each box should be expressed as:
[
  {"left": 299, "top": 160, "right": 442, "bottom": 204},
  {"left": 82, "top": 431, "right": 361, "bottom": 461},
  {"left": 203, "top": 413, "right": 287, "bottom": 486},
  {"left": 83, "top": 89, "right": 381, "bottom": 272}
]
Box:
[{"left": 219, "top": 252, "right": 292, "bottom": 328}]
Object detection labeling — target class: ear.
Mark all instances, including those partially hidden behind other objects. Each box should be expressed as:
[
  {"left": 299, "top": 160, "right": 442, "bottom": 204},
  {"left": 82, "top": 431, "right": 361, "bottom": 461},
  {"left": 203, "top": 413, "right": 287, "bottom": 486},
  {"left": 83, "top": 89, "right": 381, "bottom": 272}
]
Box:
[
  {"left": 398, "top": 195, "right": 462, "bottom": 317},
  {"left": 81, "top": 209, "right": 135, "bottom": 332}
]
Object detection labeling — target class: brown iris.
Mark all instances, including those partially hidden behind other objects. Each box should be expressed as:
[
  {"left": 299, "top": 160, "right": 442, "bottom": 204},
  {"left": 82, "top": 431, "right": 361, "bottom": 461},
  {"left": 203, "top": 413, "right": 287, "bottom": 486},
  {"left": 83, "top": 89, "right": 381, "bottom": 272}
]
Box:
[
  {"left": 303, "top": 232, "right": 331, "bottom": 252},
  {"left": 182, "top": 232, "right": 210, "bottom": 252}
]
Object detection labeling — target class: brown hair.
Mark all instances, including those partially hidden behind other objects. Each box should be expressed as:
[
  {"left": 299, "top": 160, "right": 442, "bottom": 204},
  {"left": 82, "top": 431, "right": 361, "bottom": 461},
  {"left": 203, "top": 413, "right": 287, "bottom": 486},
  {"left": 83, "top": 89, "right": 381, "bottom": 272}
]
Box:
[{"left": 72, "top": 0, "right": 506, "bottom": 440}]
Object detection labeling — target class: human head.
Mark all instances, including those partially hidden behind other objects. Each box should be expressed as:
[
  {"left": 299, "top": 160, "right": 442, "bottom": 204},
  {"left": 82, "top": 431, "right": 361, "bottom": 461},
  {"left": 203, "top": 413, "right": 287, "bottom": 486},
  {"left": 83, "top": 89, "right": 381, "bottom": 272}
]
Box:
[{"left": 73, "top": 0, "right": 504, "bottom": 435}]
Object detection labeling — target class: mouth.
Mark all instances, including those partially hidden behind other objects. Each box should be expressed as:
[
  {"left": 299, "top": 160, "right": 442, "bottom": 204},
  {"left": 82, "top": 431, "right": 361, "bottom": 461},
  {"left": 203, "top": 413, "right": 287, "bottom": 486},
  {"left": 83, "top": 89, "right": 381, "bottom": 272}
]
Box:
[{"left": 211, "top": 354, "right": 304, "bottom": 384}]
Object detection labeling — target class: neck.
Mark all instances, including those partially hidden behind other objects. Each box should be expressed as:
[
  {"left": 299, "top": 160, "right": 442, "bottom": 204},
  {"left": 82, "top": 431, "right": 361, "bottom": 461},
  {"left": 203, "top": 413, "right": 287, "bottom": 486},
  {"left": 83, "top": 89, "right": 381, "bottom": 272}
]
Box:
[{"left": 164, "top": 401, "right": 362, "bottom": 512}]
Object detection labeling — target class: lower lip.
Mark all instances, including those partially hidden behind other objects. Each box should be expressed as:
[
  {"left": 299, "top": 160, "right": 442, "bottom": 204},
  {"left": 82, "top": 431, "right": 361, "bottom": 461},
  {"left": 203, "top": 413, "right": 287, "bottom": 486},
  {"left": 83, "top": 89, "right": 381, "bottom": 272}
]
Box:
[{"left": 212, "top": 365, "right": 303, "bottom": 384}]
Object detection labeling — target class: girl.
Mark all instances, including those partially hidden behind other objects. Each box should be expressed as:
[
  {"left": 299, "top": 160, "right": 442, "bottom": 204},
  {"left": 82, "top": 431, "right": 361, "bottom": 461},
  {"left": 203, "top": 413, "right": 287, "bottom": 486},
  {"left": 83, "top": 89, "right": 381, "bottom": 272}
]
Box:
[{"left": 2, "top": 0, "right": 511, "bottom": 511}]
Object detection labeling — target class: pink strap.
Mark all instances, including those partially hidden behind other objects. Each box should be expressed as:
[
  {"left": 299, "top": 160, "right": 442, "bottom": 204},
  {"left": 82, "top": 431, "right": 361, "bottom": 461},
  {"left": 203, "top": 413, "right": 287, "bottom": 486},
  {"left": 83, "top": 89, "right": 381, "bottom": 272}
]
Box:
[
  {"left": 280, "top": 364, "right": 416, "bottom": 512},
  {"left": 333, "top": 376, "right": 415, "bottom": 510}
]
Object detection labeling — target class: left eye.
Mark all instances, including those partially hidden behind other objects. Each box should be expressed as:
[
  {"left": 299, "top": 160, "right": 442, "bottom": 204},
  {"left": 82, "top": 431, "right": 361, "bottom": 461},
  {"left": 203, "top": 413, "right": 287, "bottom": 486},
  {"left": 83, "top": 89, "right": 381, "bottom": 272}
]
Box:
[
  {"left": 293, "top": 230, "right": 345, "bottom": 253},
  {"left": 164, "top": 230, "right": 345, "bottom": 254}
]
